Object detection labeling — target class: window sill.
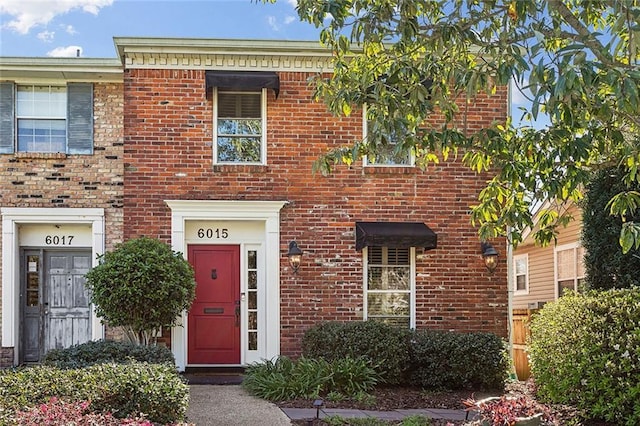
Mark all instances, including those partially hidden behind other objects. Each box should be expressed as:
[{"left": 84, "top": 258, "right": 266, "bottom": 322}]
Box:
[
  {"left": 363, "top": 165, "right": 417, "bottom": 175},
  {"left": 212, "top": 164, "right": 268, "bottom": 173},
  {"left": 14, "top": 152, "right": 67, "bottom": 160}
]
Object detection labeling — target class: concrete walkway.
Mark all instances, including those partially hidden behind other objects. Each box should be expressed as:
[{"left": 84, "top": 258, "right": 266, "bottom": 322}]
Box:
[{"left": 186, "top": 385, "right": 470, "bottom": 425}]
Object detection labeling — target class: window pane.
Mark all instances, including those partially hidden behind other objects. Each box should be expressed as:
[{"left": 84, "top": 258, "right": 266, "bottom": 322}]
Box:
[
  {"left": 368, "top": 144, "right": 411, "bottom": 165},
  {"left": 248, "top": 331, "right": 257, "bottom": 351},
  {"left": 248, "top": 270, "right": 257, "bottom": 289},
  {"left": 218, "top": 119, "right": 261, "bottom": 136},
  {"left": 218, "top": 92, "right": 260, "bottom": 118},
  {"left": 576, "top": 246, "right": 585, "bottom": 277},
  {"left": 515, "top": 257, "right": 527, "bottom": 275},
  {"left": 18, "top": 119, "right": 66, "bottom": 153},
  {"left": 557, "top": 249, "right": 574, "bottom": 280},
  {"left": 368, "top": 266, "right": 410, "bottom": 290},
  {"left": 248, "top": 312, "right": 257, "bottom": 329},
  {"left": 17, "top": 85, "right": 66, "bottom": 118},
  {"left": 248, "top": 250, "right": 257, "bottom": 270},
  {"left": 371, "top": 317, "right": 410, "bottom": 328},
  {"left": 367, "top": 293, "right": 410, "bottom": 316},
  {"left": 217, "top": 137, "right": 261, "bottom": 162},
  {"left": 516, "top": 275, "right": 526, "bottom": 291},
  {"left": 558, "top": 279, "right": 575, "bottom": 297}
]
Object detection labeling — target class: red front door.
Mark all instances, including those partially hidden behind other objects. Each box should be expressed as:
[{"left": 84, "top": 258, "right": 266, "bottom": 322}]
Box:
[{"left": 188, "top": 245, "right": 240, "bottom": 364}]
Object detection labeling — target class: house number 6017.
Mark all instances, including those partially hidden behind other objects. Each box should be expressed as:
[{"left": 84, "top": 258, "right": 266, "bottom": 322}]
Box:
[
  {"left": 45, "top": 235, "right": 74, "bottom": 245},
  {"left": 197, "top": 228, "right": 229, "bottom": 239}
]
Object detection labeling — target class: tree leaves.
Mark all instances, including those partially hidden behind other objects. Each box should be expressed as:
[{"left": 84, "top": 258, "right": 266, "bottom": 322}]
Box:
[{"left": 295, "top": 0, "right": 640, "bottom": 247}]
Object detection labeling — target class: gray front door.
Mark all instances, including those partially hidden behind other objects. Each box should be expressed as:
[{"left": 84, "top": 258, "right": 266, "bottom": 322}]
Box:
[{"left": 21, "top": 250, "right": 92, "bottom": 363}]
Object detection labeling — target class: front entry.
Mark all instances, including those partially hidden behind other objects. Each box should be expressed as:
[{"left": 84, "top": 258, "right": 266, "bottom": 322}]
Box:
[
  {"left": 188, "top": 245, "right": 241, "bottom": 364},
  {"left": 21, "top": 249, "right": 92, "bottom": 363}
]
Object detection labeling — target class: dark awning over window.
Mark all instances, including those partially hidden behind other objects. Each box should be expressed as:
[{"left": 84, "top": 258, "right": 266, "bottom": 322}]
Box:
[
  {"left": 205, "top": 71, "right": 280, "bottom": 98},
  {"left": 355, "top": 222, "right": 438, "bottom": 251}
]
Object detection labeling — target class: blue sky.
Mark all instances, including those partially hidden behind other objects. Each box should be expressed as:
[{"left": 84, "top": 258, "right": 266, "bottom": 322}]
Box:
[{"left": 0, "top": 0, "right": 322, "bottom": 58}]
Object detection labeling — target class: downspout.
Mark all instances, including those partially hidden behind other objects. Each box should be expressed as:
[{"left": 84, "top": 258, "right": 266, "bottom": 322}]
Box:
[{"left": 506, "top": 229, "right": 516, "bottom": 380}]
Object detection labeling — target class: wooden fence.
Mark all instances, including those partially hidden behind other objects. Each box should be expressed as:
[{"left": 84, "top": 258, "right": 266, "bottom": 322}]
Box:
[{"left": 512, "top": 309, "right": 538, "bottom": 381}]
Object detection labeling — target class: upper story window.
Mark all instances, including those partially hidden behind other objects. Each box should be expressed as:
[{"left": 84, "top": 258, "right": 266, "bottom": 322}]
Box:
[
  {"left": 364, "top": 246, "right": 414, "bottom": 328},
  {"left": 363, "top": 109, "right": 413, "bottom": 166},
  {"left": 555, "top": 244, "right": 585, "bottom": 297},
  {"left": 17, "top": 85, "right": 67, "bottom": 153},
  {"left": 0, "top": 82, "right": 93, "bottom": 155},
  {"left": 213, "top": 88, "right": 266, "bottom": 164},
  {"left": 513, "top": 254, "right": 529, "bottom": 294}
]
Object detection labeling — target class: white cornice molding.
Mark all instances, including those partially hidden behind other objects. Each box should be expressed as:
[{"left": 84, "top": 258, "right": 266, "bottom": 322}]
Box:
[
  {"left": 0, "top": 57, "right": 123, "bottom": 83},
  {"left": 114, "top": 37, "right": 335, "bottom": 72}
]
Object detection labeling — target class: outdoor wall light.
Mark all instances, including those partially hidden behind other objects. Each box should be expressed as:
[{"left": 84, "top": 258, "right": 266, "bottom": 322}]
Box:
[
  {"left": 481, "top": 242, "right": 499, "bottom": 273},
  {"left": 287, "top": 241, "right": 303, "bottom": 274}
]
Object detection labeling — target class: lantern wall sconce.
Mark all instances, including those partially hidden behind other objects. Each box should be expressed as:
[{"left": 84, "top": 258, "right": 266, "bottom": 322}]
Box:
[
  {"left": 287, "top": 241, "right": 303, "bottom": 274},
  {"left": 481, "top": 242, "right": 499, "bottom": 273}
]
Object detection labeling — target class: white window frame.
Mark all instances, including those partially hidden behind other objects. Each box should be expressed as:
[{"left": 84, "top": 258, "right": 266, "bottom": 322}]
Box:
[
  {"left": 363, "top": 246, "right": 416, "bottom": 328},
  {"left": 513, "top": 253, "right": 529, "bottom": 295},
  {"left": 16, "top": 84, "right": 67, "bottom": 153},
  {"left": 362, "top": 108, "right": 414, "bottom": 167},
  {"left": 212, "top": 87, "right": 267, "bottom": 165},
  {"left": 554, "top": 242, "right": 585, "bottom": 299}
]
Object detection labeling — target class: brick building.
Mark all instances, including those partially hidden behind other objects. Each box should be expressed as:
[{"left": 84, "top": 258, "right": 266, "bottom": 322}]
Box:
[{"left": 1, "top": 38, "right": 508, "bottom": 370}]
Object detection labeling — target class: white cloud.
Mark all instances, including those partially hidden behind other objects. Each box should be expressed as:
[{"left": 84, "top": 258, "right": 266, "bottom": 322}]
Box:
[
  {"left": 47, "top": 45, "right": 82, "bottom": 57},
  {"left": 62, "top": 24, "right": 77, "bottom": 35},
  {"left": 284, "top": 15, "right": 295, "bottom": 25},
  {"left": 37, "top": 29, "right": 55, "bottom": 42},
  {"left": 0, "top": 0, "right": 113, "bottom": 34},
  {"left": 286, "top": 0, "right": 297, "bottom": 7},
  {"left": 267, "top": 15, "right": 279, "bottom": 31}
]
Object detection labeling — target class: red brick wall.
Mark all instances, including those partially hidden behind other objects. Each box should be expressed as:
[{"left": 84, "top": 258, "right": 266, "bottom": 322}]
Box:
[{"left": 123, "top": 69, "right": 508, "bottom": 356}]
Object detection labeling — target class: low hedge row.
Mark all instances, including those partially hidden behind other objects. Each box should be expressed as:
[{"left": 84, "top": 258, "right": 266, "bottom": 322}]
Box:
[
  {"left": 42, "top": 339, "right": 175, "bottom": 368},
  {"left": 302, "top": 320, "right": 508, "bottom": 390},
  {"left": 0, "top": 362, "right": 188, "bottom": 424}
]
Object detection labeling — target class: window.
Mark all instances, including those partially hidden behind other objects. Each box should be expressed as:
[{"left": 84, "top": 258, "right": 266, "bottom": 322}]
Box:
[
  {"left": 214, "top": 89, "right": 265, "bottom": 164},
  {"left": 364, "top": 246, "right": 414, "bottom": 327},
  {"left": 17, "top": 85, "right": 67, "bottom": 153},
  {"left": 513, "top": 254, "right": 529, "bottom": 294},
  {"left": 0, "top": 82, "right": 93, "bottom": 155},
  {"left": 555, "top": 244, "right": 585, "bottom": 297},
  {"left": 363, "top": 108, "right": 412, "bottom": 166}
]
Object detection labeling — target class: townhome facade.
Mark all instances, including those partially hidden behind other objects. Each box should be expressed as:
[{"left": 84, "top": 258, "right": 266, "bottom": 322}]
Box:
[
  {"left": 0, "top": 58, "right": 124, "bottom": 366},
  {"left": 2, "top": 38, "right": 509, "bottom": 370}
]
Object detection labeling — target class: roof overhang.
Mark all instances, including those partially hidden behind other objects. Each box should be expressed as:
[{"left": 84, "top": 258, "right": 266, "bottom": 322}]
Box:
[{"left": 0, "top": 57, "right": 123, "bottom": 83}]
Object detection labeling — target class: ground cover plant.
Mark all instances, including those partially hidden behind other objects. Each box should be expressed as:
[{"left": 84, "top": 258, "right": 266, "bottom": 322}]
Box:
[
  {"left": 529, "top": 288, "right": 640, "bottom": 425},
  {"left": 0, "top": 362, "right": 189, "bottom": 424}
]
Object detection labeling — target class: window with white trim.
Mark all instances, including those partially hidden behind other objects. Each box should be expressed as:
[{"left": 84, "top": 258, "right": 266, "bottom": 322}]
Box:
[
  {"left": 214, "top": 88, "right": 266, "bottom": 164},
  {"left": 364, "top": 246, "right": 414, "bottom": 327},
  {"left": 363, "top": 109, "right": 413, "bottom": 166},
  {"left": 17, "top": 85, "right": 67, "bottom": 153},
  {"left": 0, "top": 82, "right": 93, "bottom": 155},
  {"left": 513, "top": 254, "right": 529, "bottom": 293},
  {"left": 555, "top": 244, "right": 585, "bottom": 297}
]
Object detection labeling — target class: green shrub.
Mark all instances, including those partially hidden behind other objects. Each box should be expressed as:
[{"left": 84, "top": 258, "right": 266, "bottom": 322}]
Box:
[
  {"left": 243, "top": 356, "right": 378, "bottom": 401},
  {"left": 0, "top": 363, "right": 188, "bottom": 424},
  {"left": 408, "top": 330, "right": 508, "bottom": 390},
  {"left": 42, "top": 340, "right": 175, "bottom": 368},
  {"left": 302, "top": 321, "right": 411, "bottom": 384},
  {"left": 85, "top": 236, "right": 195, "bottom": 345},
  {"left": 529, "top": 288, "right": 640, "bottom": 425}
]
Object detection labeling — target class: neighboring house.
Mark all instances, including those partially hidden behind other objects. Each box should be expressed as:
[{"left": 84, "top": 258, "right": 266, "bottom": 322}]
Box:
[
  {"left": 0, "top": 58, "right": 124, "bottom": 366},
  {"left": 512, "top": 202, "right": 584, "bottom": 309},
  {"left": 2, "top": 37, "right": 509, "bottom": 370}
]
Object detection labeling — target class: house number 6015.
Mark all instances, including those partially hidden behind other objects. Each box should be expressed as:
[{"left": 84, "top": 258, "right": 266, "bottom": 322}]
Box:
[
  {"left": 197, "top": 228, "right": 229, "bottom": 239},
  {"left": 45, "top": 235, "right": 74, "bottom": 245}
]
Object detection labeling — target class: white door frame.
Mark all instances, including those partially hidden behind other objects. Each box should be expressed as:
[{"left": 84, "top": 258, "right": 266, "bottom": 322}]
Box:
[
  {"left": 1, "top": 208, "right": 105, "bottom": 365},
  {"left": 165, "top": 200, "right": 286, "bottom": 371}
]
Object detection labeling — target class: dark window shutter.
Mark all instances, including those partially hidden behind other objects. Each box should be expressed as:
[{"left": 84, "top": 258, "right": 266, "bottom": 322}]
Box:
[
  {"left": 0, "top": 82, "right": 15, "bottom": 154},
  {"left": 67, "top": 83, "right": 93, "bottom": 154}
]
